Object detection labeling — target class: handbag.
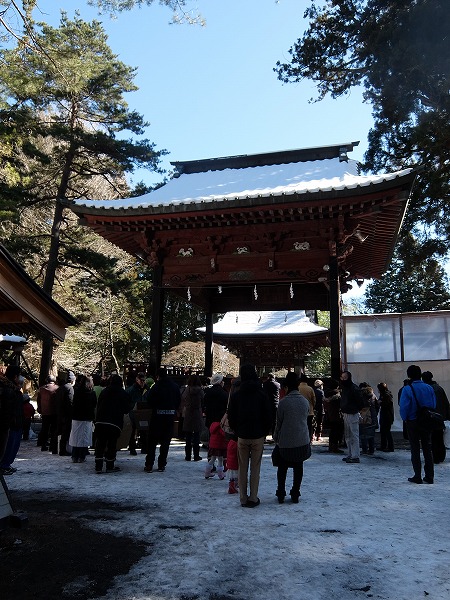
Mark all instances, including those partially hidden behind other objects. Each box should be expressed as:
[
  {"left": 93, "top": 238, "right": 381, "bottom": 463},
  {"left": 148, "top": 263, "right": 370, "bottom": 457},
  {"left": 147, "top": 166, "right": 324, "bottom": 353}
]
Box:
[
  {"left": 220, "top": 388, "right": 235, "bottom": 438},
  {"left": 220, "top": 411, "right": 234, "bottom": 437},
  {"left": 410, "top": 384, "right": 445, "bottom": 433}
]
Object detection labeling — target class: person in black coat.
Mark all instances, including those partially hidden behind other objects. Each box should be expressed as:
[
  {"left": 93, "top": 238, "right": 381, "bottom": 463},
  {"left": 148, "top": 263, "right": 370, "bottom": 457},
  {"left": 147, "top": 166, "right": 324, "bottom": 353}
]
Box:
[
  {"left": 203, "top": 373, "right": 228, "bottom": 428},
  {"left": 144, "top": 368, "right": 181, "bottom": 473},
  {"left": 421, "top": 371, "right": 449, "bottom": 464},
  {"left": 340, "top": 370, "right": 363, "bottom": 463},
  {"left": 377, "top": 382, "right": 395, "bottom": 452},
  {"left": 228, "top": 364, "right": 272, "bottom": 508},
  {"left": 263, "top": 373, "right": 281, "bottom": 439},
  {"left": 0, "top": 365, "right": 24, "bottom": 475},
  {"left": 94, "top": 374, "right": 133, "bottom": 473},
  {"left": 69, "top": 375, "right": 97, "bottom": 463}
]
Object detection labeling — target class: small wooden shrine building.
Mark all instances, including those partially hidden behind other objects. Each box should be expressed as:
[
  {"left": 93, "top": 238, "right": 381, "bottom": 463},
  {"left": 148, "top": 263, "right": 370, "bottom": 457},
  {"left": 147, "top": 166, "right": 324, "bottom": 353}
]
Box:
[
  {"left": 71, "top": 142, "right": 416, "bottom": 379},
  {"left": 198, "top": 310, "right": 329, "bottom": 371}
]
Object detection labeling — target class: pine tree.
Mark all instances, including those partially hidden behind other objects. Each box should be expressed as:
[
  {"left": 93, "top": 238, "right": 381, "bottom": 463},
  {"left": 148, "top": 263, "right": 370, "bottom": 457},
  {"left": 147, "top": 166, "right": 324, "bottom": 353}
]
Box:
[{"left": 0, "top": 12, "right": 166, "bottom": 380}]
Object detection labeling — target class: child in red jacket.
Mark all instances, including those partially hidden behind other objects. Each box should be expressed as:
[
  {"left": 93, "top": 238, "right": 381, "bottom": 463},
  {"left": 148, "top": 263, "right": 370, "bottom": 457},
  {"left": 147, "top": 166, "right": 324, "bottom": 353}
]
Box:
[
  {"left": 205, "top": 421, "right": 227, "bottom": 480},
  {"left": 226, "top": 434, "right": 239, "bottom": 494}
]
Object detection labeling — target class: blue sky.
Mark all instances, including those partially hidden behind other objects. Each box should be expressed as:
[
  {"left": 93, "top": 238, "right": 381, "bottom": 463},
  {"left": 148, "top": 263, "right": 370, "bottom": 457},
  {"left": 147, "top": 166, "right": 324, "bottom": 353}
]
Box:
[{"left": 34, "top": 0, "right": 374, "bottom": 188}]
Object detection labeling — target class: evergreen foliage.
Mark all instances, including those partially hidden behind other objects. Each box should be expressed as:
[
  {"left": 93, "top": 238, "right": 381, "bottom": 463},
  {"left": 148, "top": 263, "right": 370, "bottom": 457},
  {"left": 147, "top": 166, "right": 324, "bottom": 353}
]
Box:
[
  {"left": 364, "top": 233, "right": 450, "bottom": 313},
  {"left": 276, "top": 0, "right": 450, "bottom": 262},
  {"left": 0, "top": 12, "right": 166, "bottom": 377}
]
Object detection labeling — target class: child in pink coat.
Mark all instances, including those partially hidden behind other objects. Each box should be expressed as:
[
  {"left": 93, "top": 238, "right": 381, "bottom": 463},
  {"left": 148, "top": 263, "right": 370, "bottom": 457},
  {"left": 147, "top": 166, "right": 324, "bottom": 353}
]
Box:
[{"left": 205, "top": 422, "right": 227, "bottom": 480}]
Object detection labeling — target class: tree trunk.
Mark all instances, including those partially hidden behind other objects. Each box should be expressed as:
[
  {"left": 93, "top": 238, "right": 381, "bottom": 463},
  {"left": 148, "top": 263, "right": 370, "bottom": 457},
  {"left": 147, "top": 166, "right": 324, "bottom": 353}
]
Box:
[{"left": 39, "top": 142, "right": 76, "bottom": 380}]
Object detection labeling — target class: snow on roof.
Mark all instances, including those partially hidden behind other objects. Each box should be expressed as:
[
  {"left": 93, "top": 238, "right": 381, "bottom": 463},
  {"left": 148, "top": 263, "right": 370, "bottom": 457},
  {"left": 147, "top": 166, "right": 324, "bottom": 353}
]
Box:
[
  {"left": 198, "top": 311, "right": 327, "bottom": 336},
  {"left": 73, "top": 158, "right": 413, "bottom": 211},
  {"left": 0, "top": 334, "right": 27, "bottom": 344}
]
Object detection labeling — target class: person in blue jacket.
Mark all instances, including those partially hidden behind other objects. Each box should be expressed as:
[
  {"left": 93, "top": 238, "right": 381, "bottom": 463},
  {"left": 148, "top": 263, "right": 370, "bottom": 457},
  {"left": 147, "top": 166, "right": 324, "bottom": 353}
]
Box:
[{"left": 399, "top": 364, "right": 436, "bottom": 484}]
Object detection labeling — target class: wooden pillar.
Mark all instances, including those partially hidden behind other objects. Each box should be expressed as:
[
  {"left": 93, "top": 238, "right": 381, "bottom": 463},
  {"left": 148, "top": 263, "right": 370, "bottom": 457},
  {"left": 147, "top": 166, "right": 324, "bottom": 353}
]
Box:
[
  {"left": 39, "top": 334, "right": 54, "bottom": 385},
  {"left": 149, "top": 266, "right": 164, "bottom": 376},
  {"left": 204, "top": 312, "right": 213, "bottom": 377},
  {"left": 329, "top": 255, "right": 342, "bottom": 381}
]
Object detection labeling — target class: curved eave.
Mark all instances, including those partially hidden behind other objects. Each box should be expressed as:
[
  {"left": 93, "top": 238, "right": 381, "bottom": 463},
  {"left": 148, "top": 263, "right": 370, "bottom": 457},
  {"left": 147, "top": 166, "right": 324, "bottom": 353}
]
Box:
[
  {"left": 0, "top": 245, "right": 78, "bottom": 341},
  {"left": 70, "top": 170, "right": 416, "bottom": 219}
]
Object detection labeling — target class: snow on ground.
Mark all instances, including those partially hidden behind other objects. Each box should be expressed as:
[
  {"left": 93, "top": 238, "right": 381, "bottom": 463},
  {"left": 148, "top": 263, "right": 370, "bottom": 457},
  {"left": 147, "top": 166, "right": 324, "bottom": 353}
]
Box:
[{"left": 6, "top": 439, "right": 450, "bottom": 600}]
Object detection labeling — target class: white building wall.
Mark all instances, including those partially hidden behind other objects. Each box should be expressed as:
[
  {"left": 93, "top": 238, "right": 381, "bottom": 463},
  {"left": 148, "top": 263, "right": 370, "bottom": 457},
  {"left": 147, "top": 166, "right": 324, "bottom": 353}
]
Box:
[{"left": 347, "top": 360, "right": 450, "bottom": 431}]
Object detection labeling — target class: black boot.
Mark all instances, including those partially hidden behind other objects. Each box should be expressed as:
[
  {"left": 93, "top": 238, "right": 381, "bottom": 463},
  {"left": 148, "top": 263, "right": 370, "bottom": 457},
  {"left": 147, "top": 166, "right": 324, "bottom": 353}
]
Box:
[
  {"left": 106, "top": 460, "right": 120, "bottom": 472},
  {"left": 185, "top": 442, "right": 192, "bottom": 461},
  {"left": 290, "top": 488, "right": 301, "bottom": 503},
  {"left": 275, "top": 489, "right": 286, "bottom": 504},
  {"left": 193, "top": 445, "right": 202, "bottom": 461},
  {"left": 95, "top": 459, "right": 103, "bottom": 473}
]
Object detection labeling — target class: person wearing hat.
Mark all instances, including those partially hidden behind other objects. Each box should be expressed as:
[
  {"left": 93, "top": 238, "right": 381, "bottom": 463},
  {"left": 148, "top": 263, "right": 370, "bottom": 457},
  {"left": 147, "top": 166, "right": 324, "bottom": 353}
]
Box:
[
  {"left": 204, "top": 373, "right": 228, "bottom": 428},
  {"left": 313, "top": 380, "right": 325, "bottom": 442}
]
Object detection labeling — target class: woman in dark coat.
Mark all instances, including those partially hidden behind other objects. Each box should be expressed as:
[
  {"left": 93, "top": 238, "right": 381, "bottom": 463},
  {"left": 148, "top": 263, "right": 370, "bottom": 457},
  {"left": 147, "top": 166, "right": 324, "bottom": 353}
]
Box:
[
  {"left": 377, "top": 382, "right": 395, "bottom": 452},
  {"left": 182, "top": 374, "right": 205, "bottom": 461},
  {"left": 203, "top": 373, "right": 228, "bottom": 428},
  {"left": 69, "top": 375, "right": 97, "bottom": 463}
]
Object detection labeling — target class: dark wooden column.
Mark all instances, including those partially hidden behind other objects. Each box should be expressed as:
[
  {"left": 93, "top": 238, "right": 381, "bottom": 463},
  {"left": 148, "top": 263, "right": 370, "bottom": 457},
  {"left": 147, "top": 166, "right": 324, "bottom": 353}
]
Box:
[
  {"left": 329, "top": 255, "right": 342, "bottom": 381},
  {"left": 204, "top": 312, "right": 213, "bottom": 377},
  {"left": 149, "top": 266, "right": 164, "bottom": 376}
]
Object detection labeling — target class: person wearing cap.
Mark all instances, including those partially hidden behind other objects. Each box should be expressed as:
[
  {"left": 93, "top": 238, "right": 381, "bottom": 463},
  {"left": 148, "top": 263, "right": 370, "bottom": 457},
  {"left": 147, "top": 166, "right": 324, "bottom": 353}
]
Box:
[
  {"left": 56, "top": 371, "right": 76, "bottom": 456},
  {"left": 36, "top": 374, "right": 59, "bottom": 453},
  {"left": 313, "top": 380, "right": 324, "bottom": 441},
  {"left": 204, "top": 373, "right": 228, "bottom": 428},
  {"left": 125, "top": 372, "right": 148, "bottom": 455},
  {"left": 0, "top": 365, "right": 24, "bottom": 475}
]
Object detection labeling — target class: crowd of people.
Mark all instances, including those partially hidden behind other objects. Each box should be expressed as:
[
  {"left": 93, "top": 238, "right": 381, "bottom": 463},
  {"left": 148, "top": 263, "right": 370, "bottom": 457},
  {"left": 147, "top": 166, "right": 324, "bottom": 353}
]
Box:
[{"left": 1, "top": 362, "right": 448, "bottom": 501}]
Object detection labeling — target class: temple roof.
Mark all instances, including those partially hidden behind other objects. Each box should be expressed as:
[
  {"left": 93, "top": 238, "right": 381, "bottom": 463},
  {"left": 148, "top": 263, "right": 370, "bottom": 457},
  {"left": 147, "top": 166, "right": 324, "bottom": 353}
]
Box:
[
  {"left": 72, "top": 152, "right": 413, "bottom": 214},
  {"left": 199, "top": 311, "right": 327, "bottom": 337}
]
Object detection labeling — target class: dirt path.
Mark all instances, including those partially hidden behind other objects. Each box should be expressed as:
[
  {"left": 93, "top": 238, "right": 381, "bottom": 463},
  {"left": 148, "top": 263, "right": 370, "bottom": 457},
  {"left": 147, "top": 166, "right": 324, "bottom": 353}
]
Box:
[{"left": 0, "top": 495, "right": 148, "bottom": 600}]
